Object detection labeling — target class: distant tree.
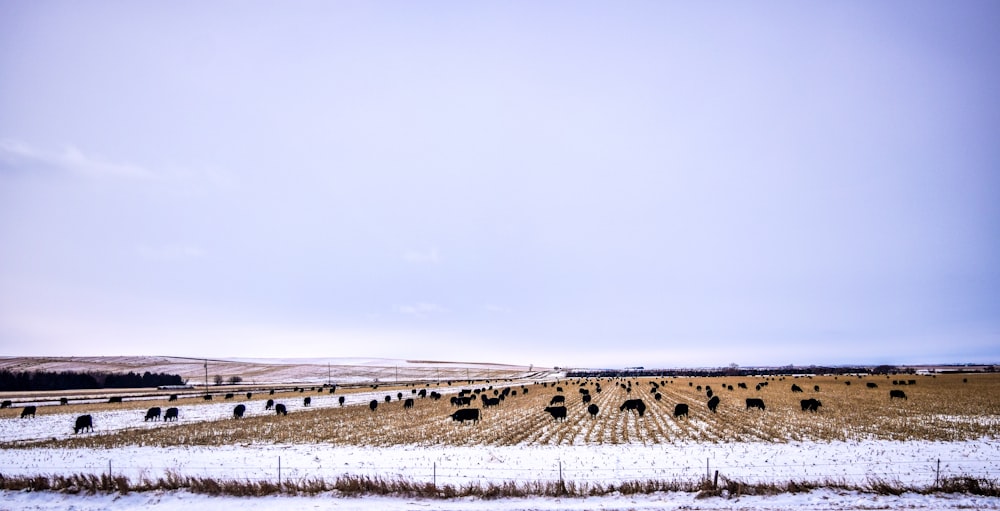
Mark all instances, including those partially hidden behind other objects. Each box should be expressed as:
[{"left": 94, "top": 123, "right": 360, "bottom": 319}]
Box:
[
  {"left": 214, "top": 374, "right": 224, "bottom": 386},
  {"left": 227, "top": 376, "right": 243, "bottom": 385}
]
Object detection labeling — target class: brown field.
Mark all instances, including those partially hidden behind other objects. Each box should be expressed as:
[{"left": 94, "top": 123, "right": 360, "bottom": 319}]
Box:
[{"left": 8, "top": 372, "right": 998, "bottom": 449}]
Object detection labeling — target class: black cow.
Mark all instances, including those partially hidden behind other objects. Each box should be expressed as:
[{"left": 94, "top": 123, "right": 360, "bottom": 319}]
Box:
[
  {"left": 418, "top": 389, "right": 427, "bottom": 398},
  {"left": 204, "top": 395, "right": 213, "bottom": 401},
  {"left": 168, "top": 394, "right": 178, "bottom": 402},
  {"left": 60, "top": 397, "right": 69, "bottom": 405},
  {"left": 450, "top": 408, "right": 480, "bottom": 424},
  {"left": 800, "top": 398, "right": 822, "bottom": 412},
  {"left": 707, "top": 395, "right": 720, "bottom": 413},
  {"left": 266, "top": 399, "right": 274, "bottom": 410},
  {"left": 890, "top": 390, "right": 907, "bottom": 400},
  {"left": 746, "top": 398, "right": 766, "bottom": 410},
  {"left": 303, "top": 397, "right": 311, "bottom": 407},
  {"left": 866, "top": 382, "right": 878, "bottom": 389},
  {"left": 145, "top": 407, "right": 161, "bottom": 421},
  {"left": 813, "top": 385, "right": 820, "bottom": 392},
  {"left": 1, "top": 400, "right": 11, "bottom": 409},
  {"left": 339, "top": 396, "right": 345, "bottom": 406},
  {"left": 483, "top": 397, "right": 500, "bottom": 408},
  {"left": 369, "top": 400, "right": 378, "bottom": 412},
  {"left": 20, "top": 406, "right": 36, "bottom": 418},
  {"left": 791, "top": 384, "right": 803, "bottom": 393},
  {"left": 275, "top": 404, "right": 287, "bottom": 415},
  {"left": 384, "top": 395, "right": 392, "bottom": 403},
  {"left": 755, "top": 384, "right": 762, "bottom": 391},
  {"left": 738, "top": 383, "right": 747, "bottom": 389},
  {"left": 706, "top": 389, "right": 713, "bottom": 399},
  {"left": 674, "top": 403, "right": 689, "bottom": 418},
  {"left": 74, "top": 414, "right": 93, "bottom": 434},
  {"left": 233, "top": 404, "right": 246, "bottom": 418},
  {"left": 108, "top": 396, "right": 123, "bottom": 403},
  {"left": 544, "top": 406, "right": 568, "bottom": 421},
  {"left": 582, "top": 394, "right": 592, "bottom": 404},
  {"left": 247, "top": 392, "right": 253, "bottom": 399},
  {"left": 225, "top": 393, "right": 235, "bottom": 400},
  {"left": 654, "top": 393, "right": 662, "bottom": 401},
  {"left": 269, "top": 389, "right": 275, "bottom": 395},
  {"left": 164, "top": 407, "right": 179, "bottom": 421},
  {"left": 619, "top": 399, "right": 647, "bottom": 417},
  {"left": 397, "top": 392, "right": 403, "bottom": 401},
  {"left": 404, "top": 398, "right": 415, "bottom": 409},
  {"left": 587, "top": 404, "right": 599, "bottom": 418},
  {"left": 549, "top": 395, "right": 565, "bottom": 405}
]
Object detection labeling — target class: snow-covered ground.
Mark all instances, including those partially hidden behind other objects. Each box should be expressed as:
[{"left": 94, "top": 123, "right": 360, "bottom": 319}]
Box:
[
  {"left": 2, "top": 441, "right": 996, "bottom": 486},
  {"left": 2, "top": 488, "right": 998, "bottom": 510}
]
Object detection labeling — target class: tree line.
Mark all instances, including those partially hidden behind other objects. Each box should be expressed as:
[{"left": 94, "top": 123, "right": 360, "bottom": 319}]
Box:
[
  {"left": 566, "top": 365, "right": 912, "bottom": 379},
  {"left": 0, "top": 370, "right": 185, "bottom": 391}
]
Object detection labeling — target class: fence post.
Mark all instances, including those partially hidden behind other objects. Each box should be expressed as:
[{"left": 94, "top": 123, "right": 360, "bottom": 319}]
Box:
[
  {"left": 713, "top": 470, "right": 719, "bottom": 490},
  {"left": 433, "top": 462, "right": 436, "bottom": 488},
  {"left": 935, "top": 459, "right": 940, "bottom": 489},
  {"left": 559, "top": 460, "right": 563, "bottom": 485},
  {"left": 108, "top": 459, "right": 112, "bottom": 480},
  {"left": 278, "top": 456, "right": 281, "bottom": 488},
  {"left": 706, "top": 458, "right": 709, "bottom": 482}
]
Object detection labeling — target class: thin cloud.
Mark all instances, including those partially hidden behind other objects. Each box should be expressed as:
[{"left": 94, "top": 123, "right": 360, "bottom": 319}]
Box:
[
  {"left": 402, "top": 247, "right": 441, "bottom": 264},
  {"left": 0, "top": 138, "right": 155, "bottom": 180},
  {"left": 397, "top": 302, "right": 449, "bottom": 319}
]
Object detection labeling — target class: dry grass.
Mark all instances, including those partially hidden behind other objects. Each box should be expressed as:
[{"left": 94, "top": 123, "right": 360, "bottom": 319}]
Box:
[{"left": 8, "top": 373, "right": 997, "bottom": 450}]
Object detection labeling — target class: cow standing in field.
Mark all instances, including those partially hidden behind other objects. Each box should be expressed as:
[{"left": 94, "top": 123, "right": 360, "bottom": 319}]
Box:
[
  {"left": 404, "top": 398, "right": 414, "bottom": 410},
  {"left": 303, "top": 397, "right": 311, "bottom": 407},
  {"left": 619, "top": 399, "right": 647, "bottom": 417},
  {"left": 339, "top": 396, "right": 345, "bottom": 406},
  {"left": 164, "top": 407, "right": 179, "bottom": 421},
  {"left": 20, "top": 406, "right": 36, "bottom": 418},
  {"left": 587, "top": 404, "right": 599, "bottom": 418},
  {"left": 108, "top": 396, "right": 123, "bottom": 404},
  {"left": 890, "top": 390, "right": 907, "bottom": 400},
  {"left": 866, "top": 382, "right": 878, "bottom": 389},
  {"left": 800, "top": 398, "right": 822, "bottom": 412},
  {"left": 450, "top": 408, "right": 480, "bottom": 424},
  {"left": 275, "top": 404, "right": 287, "bottom": 416},
  {"left": 145, "top": 407, "right": 161, "bottom": 421},
  {"left": 746, "top": 398, "right": 766, "bottom": 411},
  {"left": 582, "top": 393, "right": 592, "bottom": 404},
  {"left": 791, "top": 384, "right": 803, "bottom": 393},
  {"left": 707, "top": 395, "right": 720, "bottom": 413},
  {"left": 225, "top": 393, "right": 234, "bottom": 400},
  {"left": 369, "top": 400, "right": 378, "bottom": 412},
  {"left": 74, "top": 414, "right": 93, "bottom": 434},
  {"left": 1, "top": 400, "right": 11, "bottom": 409},
  {"left": 544, "top": 406, "right": 568, "bottom": 421},
  {"left": 549, "top": 395, "right": 565, "bottom": 405},
  {"left": 233, "top": 404, "right": 246, "bottom": 418},
  {"left": 168, "top": 394, "right": 178, "bottom": 402},
  {"left": 266, "top": 399, "right": 274, "bottom": 410},
  {"left": 673, "top": 403, "right": 689, "bottom": 418},
  {"left": 60, "top": 398, "right": 68, "bottom": 406}
]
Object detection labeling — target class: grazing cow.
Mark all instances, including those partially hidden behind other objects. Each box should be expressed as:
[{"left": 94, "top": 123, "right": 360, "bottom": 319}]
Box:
[
  {"left": 619, "top": 399, "right": 647, "bottom": 417},
  {"left": 908, "top": 380, "right": 916, "bottom": 385},
  {"left": 549, "top": 395, "right": 566, "bottom": 405},
  {"left": 369, "top": 400, "right": 378, "bottom": 412},
  {"left": 814, "top": 385, "right": 820, "bottom": 392},
  {"left": 483, "top": 397, "right": 500, "bottom": 408},
  {"left": 204, "top": 395, "right": 213, "bottom": 401},
  {"left": 233, "top": 404, "right": 246, "bottom": 418},
  {"left": 745, "top": 398, "right": 766, "bottom": 410},
  {"left": 707, "top": 395, "right": 720, "bottom": 413},
  {"left": 1, "top": 400, "right": 11, "bottom": 409},
  {"left": 587, "top": 404, "right": 599, "bottom": 418},
  {"left": 60, "top": 397, "right": 69, "bottom": 406},
  {"left": 706, "top": 389, "right": 713, "bottom": 398},
  {"left": 404, "top": 398, "right": 415, "bottom": 409},
  {"left": 265, "top": 399, "right": 274, "bottom": 410},
  {"left": 108, "top": 396, "right": 123, "bottom": 404},
  {"left": 582, "top": 394, "right": 592, "bottom": 404},
  {"left": 654, "top": 393, "right": 662, "bottom": 401},
  {"left": 579, "top": 388, "right": 590, "bottom": 395},
  {"left": 845, "top": 381, "right": 852, "bottom": 386},
  {"left": 866, "top": 382, "right": 878, "bottom": 389},
  {"left": 800, "top": 398, "right": 822, "bottom": 412},
  {"left": 450, "top": 408, "right": 480, "bottom": 424},
  {"left": 269, "top": 389, "right": 275, "bottom": 395},
  {"left": 164, "top": 407, "right": 179, "bottom": 421},
  {"left": 145, "top": 407, "right": 161, "bottom": 421},
  {"left": 275, "top": 404, "right": 287, "bottom": 416},
  {"left": 418, "top": 389, "right": 427, "bottom": 398},
  {"left": 544, "top": 406, "right": 568, "bottom": 421},
  {"left": 247, "top": 392, "right": 253, "bottom": 399},
  {"left": 168, "top": 394, "right": 178, "bottom": 402},
  {"left": 20, "top": 406, "right": 36, "bottom": 418},
  {"left": 791, "top": 384, "right": 803, "bottom": 393},
  {"left": 890, "top": 390, "right": 907, "bottom": 400},
  {"left": 384, "top": 395, "right": 392, "bottom": 404},
  {"left": 339, "top": 396, "right": 346, "bottom": 406},
  {"left": 303, "top": 397, "right": 311, "bottom": 407},
  {"left": 556, "top": 387, "right": 563, "bottom": 392},
  {"left": 397, "top": 392, "right": 403, "bottom": 401},
  {"left": 74, "top": 414, "right": 93, "bottom": 434},
  {"left": 674, "top": 403, "right": 689, "bottom": 418},
  {"left": 755, "top": 384, "right": 762, "bottom": 391},
  {"left": 225, "top": 393, "right": 234, "bottom": 400},
  {"left": 738, "top": 383, "right": 747, "bottom": 389}
]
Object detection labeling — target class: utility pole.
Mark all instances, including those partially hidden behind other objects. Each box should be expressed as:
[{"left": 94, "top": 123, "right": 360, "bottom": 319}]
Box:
[{"left": 204, "top": 359, "right": 208, "bottom": 389}]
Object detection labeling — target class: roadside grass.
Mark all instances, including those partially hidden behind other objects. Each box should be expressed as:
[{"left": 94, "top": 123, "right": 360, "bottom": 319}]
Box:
[{"left": 0, "top": 471, "right": 995, "bottom": 498}]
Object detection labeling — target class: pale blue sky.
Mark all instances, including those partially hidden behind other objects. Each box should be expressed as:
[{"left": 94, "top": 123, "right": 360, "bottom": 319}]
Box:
[{"left": 1, "top": 1, "right": 998, "bottom": 368}]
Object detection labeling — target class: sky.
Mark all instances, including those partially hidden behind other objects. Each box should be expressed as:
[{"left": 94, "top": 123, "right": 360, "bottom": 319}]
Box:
[{"left": 1, "top": 1, "right": 998, "bottom": 369}]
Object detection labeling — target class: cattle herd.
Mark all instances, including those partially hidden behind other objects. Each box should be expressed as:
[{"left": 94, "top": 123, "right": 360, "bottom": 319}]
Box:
[{"left": 0, "top": 374, "right": 929, "bottom": 436}]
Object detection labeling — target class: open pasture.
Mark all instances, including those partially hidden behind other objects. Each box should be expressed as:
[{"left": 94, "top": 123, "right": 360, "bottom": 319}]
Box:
[{"left": 8, "top": 373, "right": 997, "bottom": 449}]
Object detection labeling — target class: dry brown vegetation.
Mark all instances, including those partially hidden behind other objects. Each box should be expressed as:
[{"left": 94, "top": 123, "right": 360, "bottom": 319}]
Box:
[{"left": 10, "top": 373, "right": 998, "bottom": 449}]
